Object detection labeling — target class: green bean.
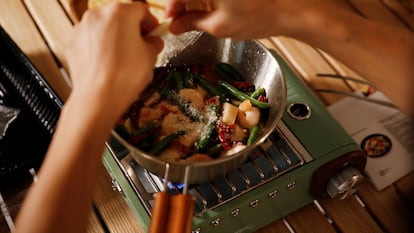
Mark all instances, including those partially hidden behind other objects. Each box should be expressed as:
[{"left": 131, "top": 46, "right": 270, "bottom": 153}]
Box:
[
  {"left": 218, "top": 81, "right": 270, "bottom": 109},
  {"left": 250, "top": 87, "right": 266, "bottom": 99},
  {"left": 174, "top": 72, "right": 184, "bottom": 90},
  {"left": 149, "top": 130, "right": 186, "bottom": 155},
  {"left": 183, "top": 73, "right": 195, "bottom": 88},
  {"left": 213, "top": 62, "right": 244, "bottom": 81},
  {"left": 130, "top": 123, "right": 157, "bottom": 136},
  {"left": 164, "top": 70, "right": 176, "bottom": 87},
  {"left": 206, "top": 143, "right": 223, "bottom": 157},
  {"left": 128, "top": 123, "right": 158, "bottom": 144},
  {"left": 247, "top": 125, "right": 260, "bottom": 146},
  {"left": 195, "top": 104, "right": 219, "bottom": 152},
  {"left": 192, "top": 74, "right": 227, "bottom": 101}
]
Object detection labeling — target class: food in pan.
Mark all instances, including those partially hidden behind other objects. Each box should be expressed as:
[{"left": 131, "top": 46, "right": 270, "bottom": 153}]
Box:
[
  {"left": 115, "top": 62, "right": 270, "bottom": 163},
  {"left": 361, "top": 133, "right": 392, "bottom": 157}
]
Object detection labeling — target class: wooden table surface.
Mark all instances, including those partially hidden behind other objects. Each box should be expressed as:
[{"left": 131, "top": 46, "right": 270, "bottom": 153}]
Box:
[{"left": 0, "top": 0, "right": 413, "bottom": 232}]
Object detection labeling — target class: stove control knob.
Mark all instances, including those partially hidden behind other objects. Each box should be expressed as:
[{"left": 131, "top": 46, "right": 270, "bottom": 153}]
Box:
[{"left": 326, "top": 167, "right": 364, "bottom": 200}]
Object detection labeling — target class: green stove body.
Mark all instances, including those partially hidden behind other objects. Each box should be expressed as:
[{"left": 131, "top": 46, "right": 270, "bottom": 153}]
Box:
[{"left": 102, "top": 52, "right": 366, "bottom": 233}]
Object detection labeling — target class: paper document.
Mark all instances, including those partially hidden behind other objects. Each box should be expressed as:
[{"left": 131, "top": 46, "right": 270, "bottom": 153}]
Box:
[{"left": 328, "top": 91, "right": 414, "bottom": 190}]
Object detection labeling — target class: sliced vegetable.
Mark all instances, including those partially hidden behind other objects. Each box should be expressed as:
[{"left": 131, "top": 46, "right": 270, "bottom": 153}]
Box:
[
  {"left": 238, "top": 100, "right": 252, "bottom": 112},
  {"left": 222, "top": 102, "right": 239, "bottom": 125},
  {"left": 219, "top": 80, "right": 270, "bottom": 109}
]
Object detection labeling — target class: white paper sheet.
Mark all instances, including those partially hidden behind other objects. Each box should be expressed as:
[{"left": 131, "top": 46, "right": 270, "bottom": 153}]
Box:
[{"left": 328, "top": 92, "right": 414, "bottom": 190}]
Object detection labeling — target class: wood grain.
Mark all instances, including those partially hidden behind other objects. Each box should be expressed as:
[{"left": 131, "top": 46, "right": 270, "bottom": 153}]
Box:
[
  {"left": 23, "top": 0, "right": 73, "bottom": 72},
  {"left": 0, "top": 0, "right": 71, "bottom": 101},
  {"left": 319, "top": 196, "right": 384, "bottom": 233},
  {"left": 285, "top": 203, "right": 336, "bottom": 233},
  {"left": 1, "top": 1, "right": 413, "bottom": 233}
]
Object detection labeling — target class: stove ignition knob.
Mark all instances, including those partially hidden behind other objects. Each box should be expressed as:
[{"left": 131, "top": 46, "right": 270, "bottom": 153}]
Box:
[
  {"left": 326, "top": 167, "right": 364, "bottom": 200},
  {"left": 287, "top": 102, "right": 311, "bottom": 120}
]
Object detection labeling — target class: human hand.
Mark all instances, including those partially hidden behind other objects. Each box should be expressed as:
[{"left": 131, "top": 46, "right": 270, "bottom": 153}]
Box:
[
  {"left": 66, "top": 2, "right": 163, "bottom": 122},
  {"left": 165, "top": 0, "right": 287, "bottom": 39},
  {"left": 165, "top": 0, "right": 340, "bottom": 40}
]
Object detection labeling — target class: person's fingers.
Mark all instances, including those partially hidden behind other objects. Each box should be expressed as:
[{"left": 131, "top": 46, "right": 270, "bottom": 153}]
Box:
[
  {"left": 144, "top": 36, "right": 164, "bottom": 54},
  {"left": 165, "top": 0, "right": 192, "bottom": 18},
  {"left": 168, "top": 11, "right": 210, "bottom": 34},
  {"left": 140, "top": 8, "right": 161, "bottom": 35}
]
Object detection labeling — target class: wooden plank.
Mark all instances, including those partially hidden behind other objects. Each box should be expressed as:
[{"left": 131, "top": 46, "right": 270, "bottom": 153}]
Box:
[
  {"left": 23, "top": 0, "right": 73, "bottom": 72},
  {"left": 346, "top": 0, "right": 407, "bottom": 27},
  {"left": 0, "top": 0, "right": 71, "bottom": 100},
  {"left": 268, "top": 37, "right": 353, "bottom": 105},
  {"left": 394, "top": 171, "right": 414, "bottom": 207},
  {"left": 86, "top": 210, "right": 106, "bottom": 233},
  {"left": 356, "top": 182, "right": 414, "bottom": 233},
  {"left": 285, "top": 203, "right": 336, "bottom": 233},
  {"left": 256, "top": 219, "right": 292, "bottom": 233},
  {"left": 59, "top": 0, "right": 83, "bottom": 23},
  {"left": 317, "top": 51, "right": 371, "bottom": 92},
  {"left": 382, "top": 0, "right": 414, "bottom": 30},
  {"left": 318, "top": 195, "right": 384, "bottom": 233},
  {"left": 93, "top": 164, "right": 145, "bottom": 233},
  {"left": 398, "top": 0, "right": 414, "bottom": 13}
]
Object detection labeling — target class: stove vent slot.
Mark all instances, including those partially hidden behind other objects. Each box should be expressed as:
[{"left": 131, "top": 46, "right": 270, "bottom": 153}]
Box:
[
  {"left": 189, "top": 131, "right": 304, "bottom": 215},
  {"left": 121, "top": 128, "right": 304, "bottom": 216}
]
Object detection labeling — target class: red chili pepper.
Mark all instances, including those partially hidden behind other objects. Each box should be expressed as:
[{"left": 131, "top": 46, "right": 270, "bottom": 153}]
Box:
[
  {"left": 192, "top": 64, "right": 201, "bottom": 75},
  {"left": 205, "top": 96, "right": 220, "bottom": 106},
  {"left": 128, "top": 133, "right": 151, "bottom": 145},
  {"left": 218, "top": 121, "right": 235, "bottom": 150},
  {"left": 199, "top": 63, "right": 221, "bottom": 83},
  {"left": 229, "top": 81, "right": 255, "bottom": 92},
  {"left": 171, "top": 141, "right": 192, "bottom": 158},
  {"left": 257, "top": 95, "right": 268, "bottom": 103},
  {"left": 128, "top": 102, "right": 141, "bottom": 129}
]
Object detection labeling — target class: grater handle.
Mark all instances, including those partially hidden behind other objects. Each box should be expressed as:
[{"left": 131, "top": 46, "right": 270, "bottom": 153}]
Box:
[
  {"left": 148, "top": 192, "right": 194, "bottom": 233},
  {"left": 168, "top": 194, "right": 194, "bottom": 233},
  {"left": 148, "top": 192, "right": 171, "bottom": 233}
]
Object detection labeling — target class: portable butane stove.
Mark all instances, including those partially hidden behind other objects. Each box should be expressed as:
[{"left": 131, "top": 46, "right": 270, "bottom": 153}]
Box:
[{"left": 103, "top": 54, "right": 366, "bottom": 233}]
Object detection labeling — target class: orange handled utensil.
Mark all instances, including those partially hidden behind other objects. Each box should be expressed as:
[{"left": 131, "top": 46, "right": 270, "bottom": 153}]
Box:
[{"left": 149, "top": 164, "right": 194, "bottom": 233}]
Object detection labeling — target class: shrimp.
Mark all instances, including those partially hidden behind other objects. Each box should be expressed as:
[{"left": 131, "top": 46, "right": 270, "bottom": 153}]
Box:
[
  {"left": 179, "top": 88, "right": 205, "bottom": 111},
  {"left": 160, "top": 112, "right": 203, "bottom": 148},
  {"left": 230, "top": 124, "right": 248, "bottom": 142},
  {"left": 237, "top": 106, "right": 260, "bottom": 129},
  {"left": 137, "top": 107, "right": 163, "bottom": 128},
  {"left": 144, "top": 91, "right": 161, "bottom": 107},
  {"left": 221, "top": 143, "right": 247, "bottom": 157},
  {"left": 158, "top": 148, "right": 182, "bottom": 162}
]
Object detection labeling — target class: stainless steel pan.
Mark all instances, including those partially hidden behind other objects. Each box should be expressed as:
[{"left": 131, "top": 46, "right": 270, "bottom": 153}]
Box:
[{"left": 112, "top": 31, "right": 286, "bottom": 184}]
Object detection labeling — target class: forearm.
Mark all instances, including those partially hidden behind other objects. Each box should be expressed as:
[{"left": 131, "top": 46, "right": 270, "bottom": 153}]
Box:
[
  {"left": 14, "top": 93, "right": 115, "bottom": 233},
  {"left": 286, "top": 5, "right": 414, "bottom": 117}
]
